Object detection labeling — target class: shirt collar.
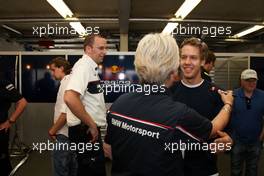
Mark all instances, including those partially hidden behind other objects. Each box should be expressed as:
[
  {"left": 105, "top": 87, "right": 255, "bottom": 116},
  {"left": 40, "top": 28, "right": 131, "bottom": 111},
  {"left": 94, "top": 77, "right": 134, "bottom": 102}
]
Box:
[
  {"left": 61, "top": 75, "right": 66, "bottom": 82},
  {"left": 61, "top": 74, "right": 69, "bottom": 82},
  {"left": 181, "top": 79, "right": 204, "bottom": 88},
  {"left": 237, "top": 87, "right": 256, "bottom": 99},
  {"left": 201, "top": 66, "right": 209, "bottom": 74},
  {"left": 83, "top": 54, "right": 98, "bottom": 71}
]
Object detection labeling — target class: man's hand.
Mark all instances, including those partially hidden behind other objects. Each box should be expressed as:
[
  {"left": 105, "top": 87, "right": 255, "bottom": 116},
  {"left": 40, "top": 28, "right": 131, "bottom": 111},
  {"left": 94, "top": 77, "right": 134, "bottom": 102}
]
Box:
[
  {"left": 88, "top": 124, "right": 99, "bottom": 143},
  {"left": 103, "top": 142, "right": 112, "bottom": 160},
  {"left": 48, "top": 114, "right": 66, "bottom": 141},
  {"left": 65, "top": 90, "right": 99, "bottom": 141},
  {"left": 218, "top": 90, "right": 234, "bottom": 106},
  {"left": 212, "top": 131, "right": 233, "bottom": 153},
  {"left": 0, "top": 120, "right": 12, "bottom": 132},
  {"left": 48, "top": 128, "right": 57, "bottom": 141}
]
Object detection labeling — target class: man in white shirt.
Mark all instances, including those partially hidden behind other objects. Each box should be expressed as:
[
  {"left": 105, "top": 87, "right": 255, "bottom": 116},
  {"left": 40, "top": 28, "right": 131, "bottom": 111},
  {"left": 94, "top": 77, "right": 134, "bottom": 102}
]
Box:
[
  {"left": 49, "top": 57, "right": 77, "bottom": 176},
  {"left": 64, "top": 34, "right": 107, "bottom": 176}
]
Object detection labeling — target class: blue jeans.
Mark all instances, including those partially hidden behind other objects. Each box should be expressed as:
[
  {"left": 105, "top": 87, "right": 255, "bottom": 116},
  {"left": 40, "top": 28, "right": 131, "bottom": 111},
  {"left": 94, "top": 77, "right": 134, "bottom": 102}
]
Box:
[
  {"left": 231, "top": 141, "right": 262, "bottom": 176},
  {"left": 53, "top": 134, "right": 78, "bottom": 176}
]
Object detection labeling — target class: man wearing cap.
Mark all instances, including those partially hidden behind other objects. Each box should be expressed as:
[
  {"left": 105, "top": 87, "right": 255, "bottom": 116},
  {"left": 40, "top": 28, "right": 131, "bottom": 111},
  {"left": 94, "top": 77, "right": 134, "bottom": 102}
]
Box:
[{"left": 230, "top": 69, "right": 264, "bottom": 176}]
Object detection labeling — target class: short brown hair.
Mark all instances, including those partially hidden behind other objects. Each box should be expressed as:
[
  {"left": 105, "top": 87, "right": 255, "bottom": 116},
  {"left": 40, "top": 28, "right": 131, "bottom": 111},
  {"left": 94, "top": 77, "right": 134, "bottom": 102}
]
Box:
[
  {"left": 49, "top": 57, "right": 72, "bottom": 75},
  {"left": 205, "top": 50, "right": 216, "bottom": 64},
  {"left": 180, "top": 37, "right": 208, "bottom": 60},
  {"left": 83, "top": 34, "right": 105, "bottom": 51}
]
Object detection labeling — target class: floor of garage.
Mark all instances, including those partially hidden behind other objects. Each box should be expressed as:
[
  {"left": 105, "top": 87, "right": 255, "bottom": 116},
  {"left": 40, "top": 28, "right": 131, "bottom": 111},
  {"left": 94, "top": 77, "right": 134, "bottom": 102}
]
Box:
[{"left": 10, "top": 147, "right": 264, "bottom": 176}]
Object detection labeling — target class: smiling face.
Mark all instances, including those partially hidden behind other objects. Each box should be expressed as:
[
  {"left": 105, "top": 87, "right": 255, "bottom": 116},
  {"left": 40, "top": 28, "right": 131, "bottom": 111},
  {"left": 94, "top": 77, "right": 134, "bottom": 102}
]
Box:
[
  {"left": 180, "top": 44, "right": 204, "bottom": 84},
  {"left": 85, "top": 36, "right": 107, "bottom": 64}
]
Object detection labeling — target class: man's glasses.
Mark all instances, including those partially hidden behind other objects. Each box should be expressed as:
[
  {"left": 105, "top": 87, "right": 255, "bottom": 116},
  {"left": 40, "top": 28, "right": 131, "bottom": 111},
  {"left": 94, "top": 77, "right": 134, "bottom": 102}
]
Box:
[{"left": 245, "top": 97, "right": 251, "bottom": 110}]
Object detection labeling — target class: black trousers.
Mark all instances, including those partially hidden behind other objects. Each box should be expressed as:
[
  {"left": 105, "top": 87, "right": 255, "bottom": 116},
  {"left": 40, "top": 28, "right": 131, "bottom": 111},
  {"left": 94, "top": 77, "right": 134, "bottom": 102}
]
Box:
[
  {"left": 69, "top": 124, "right": 106, "bottom": 176},
  {"left": 0, "top": 130, "right": 12, "bottom": 176}
]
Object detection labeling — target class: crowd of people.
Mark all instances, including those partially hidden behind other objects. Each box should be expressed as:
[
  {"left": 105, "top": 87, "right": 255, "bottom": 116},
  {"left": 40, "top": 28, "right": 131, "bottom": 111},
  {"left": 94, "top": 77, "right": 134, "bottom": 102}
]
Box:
[{"left": 0, "top": 34, "right": 263, "bottom": 176}]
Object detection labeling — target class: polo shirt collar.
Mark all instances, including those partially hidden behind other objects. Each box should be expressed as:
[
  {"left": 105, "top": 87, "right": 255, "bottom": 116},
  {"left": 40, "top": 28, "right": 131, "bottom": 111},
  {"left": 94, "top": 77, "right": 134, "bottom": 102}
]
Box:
[
  {"left": 181, "top": 79, "right": 204, "bottom": 88},
  {"left": 238, "top": 87, "right": 256, "bottom": 99},
  {"left": 83, "top": 54, "right": 98, "bottom": 71},
  {"left": 201, "top": 66, "right": 209, "bottom": 74},
  {"left": 61, "top": 75, "right": 67, "bottom": 82}
]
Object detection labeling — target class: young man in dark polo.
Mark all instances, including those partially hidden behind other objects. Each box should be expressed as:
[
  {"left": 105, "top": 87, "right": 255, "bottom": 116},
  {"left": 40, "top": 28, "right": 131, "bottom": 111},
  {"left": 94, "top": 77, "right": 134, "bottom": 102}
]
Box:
[{"left": 170, "top": 37, "right": 232, "bottom": 176}]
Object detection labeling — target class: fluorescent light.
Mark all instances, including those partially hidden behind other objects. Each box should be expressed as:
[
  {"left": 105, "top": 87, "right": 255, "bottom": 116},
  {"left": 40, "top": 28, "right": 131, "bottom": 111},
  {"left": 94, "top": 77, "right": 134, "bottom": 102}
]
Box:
[
  {"left": 2, "top": 24, "right": 22, "bottom": 35},
  {"left": 69, "top": 22, "right": 86, "bottom": 36},
  {"left": 46, "top": 1, "right": 86, "bottom": 37},
  {"left": 175, "top": 0, "right": 202, "bottom": 19},
  {"left": 162, "top": 0, "right": 201, "bottom": 33},
  {"left": 233, "top": 25, "right": 264, "bottom": 38},
  {"left": 46, "top": 0, "right": 73, "bottom": 18},
  {"left": 162, "top": 23, "right": 179, "bottom": 34}
]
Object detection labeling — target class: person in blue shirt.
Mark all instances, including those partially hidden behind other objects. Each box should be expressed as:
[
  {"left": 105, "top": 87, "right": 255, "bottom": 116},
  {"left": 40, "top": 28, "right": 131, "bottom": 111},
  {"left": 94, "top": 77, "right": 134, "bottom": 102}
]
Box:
[{"left": 230, "top": 69, "right": 264, "bottom": 176}]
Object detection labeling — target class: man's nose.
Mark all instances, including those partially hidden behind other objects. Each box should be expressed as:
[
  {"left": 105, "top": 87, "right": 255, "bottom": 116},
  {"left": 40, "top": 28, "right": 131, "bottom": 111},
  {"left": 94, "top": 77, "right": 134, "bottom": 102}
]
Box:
[{"left": 184, "top": 57, "right": 192, "bottom": 64}]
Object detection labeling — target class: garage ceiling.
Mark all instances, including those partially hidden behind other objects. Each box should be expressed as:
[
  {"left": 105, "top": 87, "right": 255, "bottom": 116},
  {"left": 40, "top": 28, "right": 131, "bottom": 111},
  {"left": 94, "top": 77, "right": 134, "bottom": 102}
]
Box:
[{"left": 0, "top": 0, "right": 264, "bottom": 51}]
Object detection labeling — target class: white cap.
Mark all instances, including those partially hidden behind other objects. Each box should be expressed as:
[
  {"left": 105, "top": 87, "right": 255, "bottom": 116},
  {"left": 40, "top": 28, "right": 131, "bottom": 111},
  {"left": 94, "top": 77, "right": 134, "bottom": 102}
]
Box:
[{"left": 241, "top": 69, "right": 258, "bottom": 80}]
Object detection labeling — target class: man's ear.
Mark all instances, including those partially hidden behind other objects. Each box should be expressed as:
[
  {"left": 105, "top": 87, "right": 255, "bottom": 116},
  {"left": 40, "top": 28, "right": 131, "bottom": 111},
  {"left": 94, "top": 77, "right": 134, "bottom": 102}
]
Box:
[
  {"left": 59, "top": 66, "right": 64, "bottom": 72},
  {"left": 85, "top": 45, "right": 92, "bottom": 54}
]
